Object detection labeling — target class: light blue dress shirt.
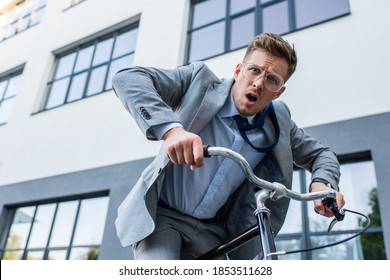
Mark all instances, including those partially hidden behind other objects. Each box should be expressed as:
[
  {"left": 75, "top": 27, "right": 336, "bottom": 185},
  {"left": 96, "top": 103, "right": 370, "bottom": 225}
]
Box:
[{"left": 153, "top": 94, "right": 269, "bottom": 219}]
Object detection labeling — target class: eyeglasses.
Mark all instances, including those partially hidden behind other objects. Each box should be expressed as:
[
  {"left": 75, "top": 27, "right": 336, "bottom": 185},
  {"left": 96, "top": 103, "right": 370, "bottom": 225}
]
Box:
[{"left": 241, "top": 63, "right": 285, "bottom": 92}]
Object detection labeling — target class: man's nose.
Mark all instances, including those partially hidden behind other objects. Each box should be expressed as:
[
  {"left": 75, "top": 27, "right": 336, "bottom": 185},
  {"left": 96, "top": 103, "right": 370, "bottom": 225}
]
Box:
[{"left": 252, "top": 75, "right": 265, "bottom": 89}]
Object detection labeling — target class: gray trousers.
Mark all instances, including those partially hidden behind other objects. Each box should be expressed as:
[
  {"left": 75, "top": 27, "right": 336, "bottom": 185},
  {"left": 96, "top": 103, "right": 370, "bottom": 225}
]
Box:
[{"left": 132, "top": 205, "right": 228, "bottom": 260}]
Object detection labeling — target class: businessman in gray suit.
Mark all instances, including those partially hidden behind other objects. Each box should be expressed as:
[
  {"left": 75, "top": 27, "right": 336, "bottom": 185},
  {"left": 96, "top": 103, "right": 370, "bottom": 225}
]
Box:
[{"left": 112, "top": 33, "right": 345, "bottom": 260}]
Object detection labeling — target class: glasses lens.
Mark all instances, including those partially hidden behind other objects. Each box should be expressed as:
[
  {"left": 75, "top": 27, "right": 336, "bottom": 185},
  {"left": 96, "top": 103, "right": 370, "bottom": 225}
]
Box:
[
  {"left": 242, "top": 63, "right": 284, "bottom": 92},
  {"left": 243, "top": 64, "right": 262, "bottom": 81},
  {"left": 265, "top": 73, "right": 284, "bottom": 92}
]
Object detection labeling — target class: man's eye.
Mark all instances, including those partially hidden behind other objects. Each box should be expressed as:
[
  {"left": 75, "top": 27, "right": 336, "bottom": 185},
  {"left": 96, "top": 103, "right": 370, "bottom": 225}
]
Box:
[
  {"left": 267, "top": 75, "right": 278, "bottom": 84},
  {"left": 250, "top": 67, "right": 261, "bottom": 75}
]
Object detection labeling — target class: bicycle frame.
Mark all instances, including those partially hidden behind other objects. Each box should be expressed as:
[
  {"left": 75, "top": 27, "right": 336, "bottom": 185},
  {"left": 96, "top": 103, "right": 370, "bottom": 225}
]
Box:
[
  {"left": 197, "top": 189, "right": 282, "bottom": 260},
  {"left": 197, "top": 146, "right": 340, "bottom": 260},
  {"left": 254, "top": 189, "right": 278, "bottom": 260}
]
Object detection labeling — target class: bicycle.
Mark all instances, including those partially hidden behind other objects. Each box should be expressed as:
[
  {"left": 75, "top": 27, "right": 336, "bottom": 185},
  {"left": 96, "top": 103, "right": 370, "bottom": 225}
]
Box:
[{"left": 197, "top": 146, "right": 370, "bottom": 260}]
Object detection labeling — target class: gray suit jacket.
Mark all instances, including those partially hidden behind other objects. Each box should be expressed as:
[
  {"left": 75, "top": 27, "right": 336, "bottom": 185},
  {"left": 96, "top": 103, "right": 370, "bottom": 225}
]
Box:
[{"left": 112, "top": 62, "right": 340, "bottom": 256}]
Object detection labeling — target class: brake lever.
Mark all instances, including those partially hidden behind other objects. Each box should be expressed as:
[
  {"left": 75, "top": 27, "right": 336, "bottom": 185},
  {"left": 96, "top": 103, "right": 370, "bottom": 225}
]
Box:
[{"left": 322, "top": 197, "right": 345, "bottom": 233}]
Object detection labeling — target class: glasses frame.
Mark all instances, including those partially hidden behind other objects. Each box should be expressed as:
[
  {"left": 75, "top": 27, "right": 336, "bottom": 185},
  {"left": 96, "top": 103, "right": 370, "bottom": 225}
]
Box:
[{"left": 241, "top": 63, "right": 285, "bottom": 92}]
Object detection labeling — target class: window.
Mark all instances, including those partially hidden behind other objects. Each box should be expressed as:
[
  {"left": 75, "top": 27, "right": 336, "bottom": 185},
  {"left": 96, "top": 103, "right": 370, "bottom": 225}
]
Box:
[
  {"left": 43, "top": 26, "right": 138, "bottom": 110},
  {"left": 188, "top": 0, "right": 350, "bottom": 62},
  {"left": 276, "top": 158, "right": 387, "bottom": 260},
  {"left": 0, "top": 196, "right": 109, "bottom": 260},
  {"left": 0, "top": 71, "right": 23, "bottom": 125},
  {"left": 0, "top": 0, "right": 47, "bottom": 43}
]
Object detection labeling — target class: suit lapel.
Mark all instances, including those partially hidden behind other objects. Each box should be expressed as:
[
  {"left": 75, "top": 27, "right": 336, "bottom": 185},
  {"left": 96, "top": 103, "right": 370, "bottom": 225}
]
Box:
[
  {"left": 262, "top": 117, "right": 276, "bottom": 144},
  {"left": 187, "top": 79, "right": 233, "bottom": 134}
]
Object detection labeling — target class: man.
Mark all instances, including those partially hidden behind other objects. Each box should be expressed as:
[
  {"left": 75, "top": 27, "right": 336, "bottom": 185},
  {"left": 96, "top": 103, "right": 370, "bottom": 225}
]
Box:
[{"left": 112, "top": 33, "right": 345, "bottom": 260}]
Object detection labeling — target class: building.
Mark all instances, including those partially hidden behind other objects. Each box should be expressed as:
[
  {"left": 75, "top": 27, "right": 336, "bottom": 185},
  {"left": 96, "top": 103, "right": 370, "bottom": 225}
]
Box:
[{"left": 0, "top": 0, "right": 388, "bottom": 260}]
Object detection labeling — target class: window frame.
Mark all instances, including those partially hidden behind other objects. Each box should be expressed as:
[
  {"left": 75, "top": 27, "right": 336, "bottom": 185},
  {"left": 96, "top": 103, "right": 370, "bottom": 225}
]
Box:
[
  {"left": 41, "top": 21, "right": 139, "bottom": 111},
  {"left": 0, "top": 0, "right": 47, "bottom": 43},
  {"left": 275, "top": 152, "right": 386, "bottom": 260},
  {"left": 187, "top": 0, "right": 350, "bottom": 62},
  {"left": 0, "top": 67, "right": 24, "bottom": 125},
  {"left": 0, "top": 192, "right": 109, "bottom": 260}
]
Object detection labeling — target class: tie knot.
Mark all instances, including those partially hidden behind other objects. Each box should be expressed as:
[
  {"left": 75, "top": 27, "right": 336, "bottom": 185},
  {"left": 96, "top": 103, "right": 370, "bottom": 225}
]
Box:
[{"left": 232, "top": 102, "right": 280, "bottom": 153}]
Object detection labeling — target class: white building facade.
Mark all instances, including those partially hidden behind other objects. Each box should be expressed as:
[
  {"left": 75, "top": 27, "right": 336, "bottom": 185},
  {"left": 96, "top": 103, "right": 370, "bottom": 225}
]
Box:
[{"left": 0, "top": 0, "right": 388, "bottom": 260}]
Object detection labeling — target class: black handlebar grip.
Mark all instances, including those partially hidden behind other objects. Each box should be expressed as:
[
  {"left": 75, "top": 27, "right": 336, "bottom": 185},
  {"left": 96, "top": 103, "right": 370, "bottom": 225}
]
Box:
[
  {"left": 322, "top": 197, "right": 345, "bottom": 221},
  {"left": 203, "top": 145, "right": 211, "bottom": 158}
]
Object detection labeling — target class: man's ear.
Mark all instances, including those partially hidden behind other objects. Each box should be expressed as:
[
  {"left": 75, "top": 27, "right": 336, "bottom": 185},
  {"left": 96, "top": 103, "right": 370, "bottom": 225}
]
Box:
[
  {"left": 273, "top": 86, "right": 286, "bottom": 99},
  {"left": 234, "top": 63, "right": 242, "bottom": 81}
]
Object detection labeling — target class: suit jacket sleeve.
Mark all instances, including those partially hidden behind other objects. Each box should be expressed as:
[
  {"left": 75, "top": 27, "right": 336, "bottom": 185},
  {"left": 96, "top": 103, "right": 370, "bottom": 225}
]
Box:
[
  {"left": 281, "top": 103, "right": 341, "bottom": 191},
  {"left": 111, "top": 62, "right": 207, "bottom": 140}
]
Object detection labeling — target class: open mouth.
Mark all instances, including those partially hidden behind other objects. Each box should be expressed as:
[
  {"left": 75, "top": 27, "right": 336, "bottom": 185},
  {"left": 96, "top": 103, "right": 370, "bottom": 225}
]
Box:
[{"left": 246, "top": 93, "right": 258, "bottom": 103}]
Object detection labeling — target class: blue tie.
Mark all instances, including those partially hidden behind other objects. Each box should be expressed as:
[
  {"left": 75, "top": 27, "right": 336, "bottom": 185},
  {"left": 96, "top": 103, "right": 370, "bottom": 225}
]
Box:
[{"left": 234, "top": 102, "right": 280, "bottom": 153}]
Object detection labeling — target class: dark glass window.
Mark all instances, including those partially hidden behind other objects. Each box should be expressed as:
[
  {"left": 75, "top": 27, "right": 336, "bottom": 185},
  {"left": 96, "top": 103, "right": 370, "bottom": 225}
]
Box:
[
  {"left": 189, "top": 22, "right": 225, "bottom": 62},
  {"left": 43, "top": 27, "right": 138, "bottom": 110},
  {"left": 0, "top": 0, "right": 47, "bottom": 43},
  {"left": 230, "top": 12, "right": 255, "bottom": 50},
  {"left": 188, "top": 0, "right": 350, "bottom": 62},
  {"left": 262, "top": 1, "right": 289, "bottom": 34},
  {"left": 0, "top": 72, "right": 23, "bottom": 125},
  {"left": 192, "top": 0, "right": 226, "bottom": 29},
  {"left": 276, "top": 159, "right": 386, "bottom": 260},
  {"left": 0, "top": 196, "right": 109, "bottom": 260},
  {"left": 294, "top": 0, "right": 350, "bottom": 29}
]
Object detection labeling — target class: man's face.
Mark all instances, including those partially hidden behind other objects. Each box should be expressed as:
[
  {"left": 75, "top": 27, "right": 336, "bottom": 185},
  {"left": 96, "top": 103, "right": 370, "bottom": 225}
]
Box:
[{"left": 232, "top": 49, "right": 289, "bottom": 116}]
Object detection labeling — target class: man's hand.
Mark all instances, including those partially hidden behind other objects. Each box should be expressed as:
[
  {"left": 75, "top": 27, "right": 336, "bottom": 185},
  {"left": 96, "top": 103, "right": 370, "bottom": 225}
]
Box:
[
  {"left": 162, "top": 127, "right": 204, "bottom": 171},
  {"left": 310, "top": 182, "right": 345, "bottom": 217}
]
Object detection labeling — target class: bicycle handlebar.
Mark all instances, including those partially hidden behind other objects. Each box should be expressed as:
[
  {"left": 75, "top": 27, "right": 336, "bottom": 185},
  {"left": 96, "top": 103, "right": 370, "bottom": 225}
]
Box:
[
  {"left": 204, "top": 145, "right": 346, "bottom": 224},
  {"left": 203, "top": 145, "right": 337, "bottom": 202}
]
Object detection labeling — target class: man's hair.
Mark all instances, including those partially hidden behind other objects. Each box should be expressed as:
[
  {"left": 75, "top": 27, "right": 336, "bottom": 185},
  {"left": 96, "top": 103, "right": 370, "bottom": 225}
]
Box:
[{"left": 244, "top": 33, "right": 297, "bottom": 79}]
